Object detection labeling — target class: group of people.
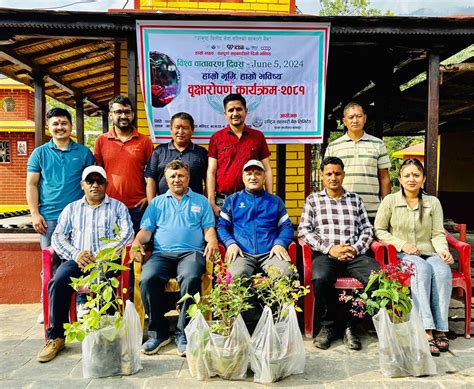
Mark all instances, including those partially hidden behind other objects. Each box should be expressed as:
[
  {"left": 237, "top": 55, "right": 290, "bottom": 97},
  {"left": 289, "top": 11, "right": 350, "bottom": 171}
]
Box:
[{"left": 29, "top": 94, "right": 454, "bottom": 364}]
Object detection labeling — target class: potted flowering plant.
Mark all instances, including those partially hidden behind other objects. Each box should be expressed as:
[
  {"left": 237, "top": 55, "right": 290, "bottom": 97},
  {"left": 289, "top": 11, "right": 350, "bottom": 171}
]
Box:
[
  {"left": 250, "top": 265, "right": 309, "bottom": 383},
  {"left": 180, "top": 259, "right": 254, "bottom": 380},
  {"left": 340, "top": 261, "right": 436, "bottom": 378}
]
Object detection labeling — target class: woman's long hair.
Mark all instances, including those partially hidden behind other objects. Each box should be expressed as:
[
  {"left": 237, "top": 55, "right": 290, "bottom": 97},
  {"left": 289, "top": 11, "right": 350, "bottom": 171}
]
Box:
[{"left": 399, "top": 158, "right": 425, "bottom": 222}]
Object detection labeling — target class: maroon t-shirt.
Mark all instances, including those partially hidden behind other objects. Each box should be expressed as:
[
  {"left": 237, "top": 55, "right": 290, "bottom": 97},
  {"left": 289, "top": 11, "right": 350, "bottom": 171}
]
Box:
[{"left": 208, "top": 125, "right": 271, "bottom": 195}]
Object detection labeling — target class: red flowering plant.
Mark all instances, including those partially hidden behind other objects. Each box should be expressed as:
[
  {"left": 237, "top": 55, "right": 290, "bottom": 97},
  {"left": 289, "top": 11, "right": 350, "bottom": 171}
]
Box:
[
  {"left": 340, "top": 261, "right": 415, "bottom": 324},
  {"left": 179, "top": 261, "right": 253, "bottom": 336}
]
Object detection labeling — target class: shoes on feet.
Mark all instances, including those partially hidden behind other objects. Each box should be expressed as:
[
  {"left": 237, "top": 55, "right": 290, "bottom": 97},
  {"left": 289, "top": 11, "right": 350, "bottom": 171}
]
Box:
[
  {"left": 175, "top": 333, "right": 187, "bottom": 357},
  {"left": 313, "top": 325, "right": 337, "bottom": 350},
  {"left": 434, "top": 335, "right": 449, "bottom": 352},
  {"left": 37, "top": 338, "right": 65, "bottom": 362},
  {"left": 37, "top": 312, "right": 44, "bottom": 324},
  {"left": 428, "top": 338, "right": 441, "bottom": 356},
  {"left": 141, "top": 336, "right": 171, "bottom": 355},
  {"left": 343, "top": 325, "right": 362, "bottom": 350}
]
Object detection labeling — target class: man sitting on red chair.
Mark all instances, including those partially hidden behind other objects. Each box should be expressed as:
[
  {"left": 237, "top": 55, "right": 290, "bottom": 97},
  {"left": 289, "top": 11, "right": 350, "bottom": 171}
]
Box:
[
  {"left": 37, "top": 166, "right": 133, "bottom": 363},
  {"left": 298, "top": 156, "right": 380, "bottom": 351}
]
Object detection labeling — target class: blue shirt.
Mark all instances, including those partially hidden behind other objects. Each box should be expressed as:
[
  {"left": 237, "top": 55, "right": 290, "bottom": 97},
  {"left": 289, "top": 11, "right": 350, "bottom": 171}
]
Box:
[
  {"left": 51, "top": 195, "right": 133, "bottom": 262},
  {"left": 140, "top": 188, "right": 215, "bottom": 254},
  {"left": 27, "top": 139, "right": 94, "bottom": 220},
  {"left": 144, "top": 141, "right": 208, "bottom": 195},
  {"left": 218, "top": 189, "right": 294, "bottom": 254}
]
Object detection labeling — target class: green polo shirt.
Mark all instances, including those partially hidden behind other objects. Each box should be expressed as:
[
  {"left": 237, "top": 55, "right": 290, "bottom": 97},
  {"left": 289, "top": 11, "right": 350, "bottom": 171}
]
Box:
[
  {"left": 325, "top": 132, "right": 391, "bottom": 217},
  {"left": 27, "top": 139, "right": 94, "bottom": 220}
]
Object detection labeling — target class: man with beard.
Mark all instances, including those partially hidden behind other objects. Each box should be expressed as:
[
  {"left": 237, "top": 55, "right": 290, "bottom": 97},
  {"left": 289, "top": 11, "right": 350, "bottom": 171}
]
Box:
[{"left": 94, "top": 95, "right": 154, "bottom": 233}]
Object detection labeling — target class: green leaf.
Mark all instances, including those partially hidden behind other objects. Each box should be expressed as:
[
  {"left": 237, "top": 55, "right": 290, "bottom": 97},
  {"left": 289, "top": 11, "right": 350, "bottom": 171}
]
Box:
[
  {"left": 177, "top": 293, "right": 193, "bottom": 304},
  {"left": 193, "top": 292, "right": 201, "bottom": 304},
  {"left": 187, "top": 304, "right": 198, "bottom": 318},
  {"left": 110, "top": 278, "right": 119, "bottom": 288},
  {"left": 103, "top": 286, "right": 113, "bottom": 303}
]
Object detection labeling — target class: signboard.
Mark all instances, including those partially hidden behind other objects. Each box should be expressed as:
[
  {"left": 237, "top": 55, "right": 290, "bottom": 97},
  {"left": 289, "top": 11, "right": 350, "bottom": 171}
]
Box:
[{"left": 137, "top": 20, "right": 330, "bottom": 144}]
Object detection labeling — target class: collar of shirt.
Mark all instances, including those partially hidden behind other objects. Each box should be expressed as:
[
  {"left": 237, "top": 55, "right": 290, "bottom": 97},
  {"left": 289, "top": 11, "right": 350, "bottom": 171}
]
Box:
[
  {"left": 341, "top": 131, "right": 369, "bottom": 143},
  {"left": 47, "top": 139, "right": 77, "bottom": 151},
  {"left": 318, "top": 188, "right": 348, "bottom": 199},
  {"left": 394, "top": 190, "right": 431, "bottom": 209},
  {"left": 107, "top": 126, "right": 139, "bottom": 140},
  {"left": 244, "top": 188, "right": 266, "bottom": 197},
  {"left": 79, "top": 194, "right": 111, "bottom": 208},
  {"left": 165, "top": 187, "right": 193, "bottom": 199},
  {"left": 225, "top": 125, "right": 251, "bottom": 137},
  {"left": 168, "top": 141, "right": 196, "bottom": 151}
]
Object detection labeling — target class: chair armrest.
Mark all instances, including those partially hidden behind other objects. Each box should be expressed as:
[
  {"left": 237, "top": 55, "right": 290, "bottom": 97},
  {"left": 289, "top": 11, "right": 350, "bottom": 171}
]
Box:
[
  {"left": 446, "top": 231, "right": 471, "bottom": 276},
  {"left": 375, "top": 241, "right": 398, "bottom": 265},
  {"left": 370, "top": 241, "right": 385, "bottom": 266},
  {"left": 42, "top": 246, "right": 55, "bottom": 281},
  {"left": 288, "top": 241, "right": 297, "bottom": 265},
  {"left": 298, "top": 239, "right": 313, "bottom": 288}
]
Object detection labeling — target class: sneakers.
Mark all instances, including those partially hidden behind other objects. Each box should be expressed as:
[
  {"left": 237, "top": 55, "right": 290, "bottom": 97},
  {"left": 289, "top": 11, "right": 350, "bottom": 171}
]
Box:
[
  {"left": 176, "top": 333, "right": 187, "bottom": 357},
  {"left": 343, "top": 325, "right": 362, "bottom": 350},
  {"left": 313, "top": 325, "right": 337, "bottom": 350},
  {"left": 37, "top": 338, "right": 65, "bottom": 362},
  {"left": 141, "top": 336, "right": 171, "bottom": 355},
  {"left": 77, "top": 304, "right": 90, "bottom": 319},
  {"left": 37, "top": 312, "right": 44, "bottom": 324}
]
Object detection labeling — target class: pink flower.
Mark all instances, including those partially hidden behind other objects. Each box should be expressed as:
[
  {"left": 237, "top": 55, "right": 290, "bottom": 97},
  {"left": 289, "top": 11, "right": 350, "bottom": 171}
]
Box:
[
  {"left": 225, "top": 272, "right": 232, "bottom": 285},
  {"left": 216, "top": 274, "right": 222, "bottom": 284}
]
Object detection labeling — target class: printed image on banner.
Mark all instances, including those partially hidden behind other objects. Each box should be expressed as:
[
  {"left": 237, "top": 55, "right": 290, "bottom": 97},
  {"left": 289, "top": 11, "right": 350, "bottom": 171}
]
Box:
[{"left": 137, "top": 20, "right": 330, "bottom": 144}]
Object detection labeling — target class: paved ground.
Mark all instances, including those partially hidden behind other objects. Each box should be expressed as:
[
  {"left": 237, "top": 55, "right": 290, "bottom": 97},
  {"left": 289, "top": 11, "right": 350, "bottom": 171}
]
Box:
[{"left": 1, "top": 302, "right": 473, "bottom": 389}]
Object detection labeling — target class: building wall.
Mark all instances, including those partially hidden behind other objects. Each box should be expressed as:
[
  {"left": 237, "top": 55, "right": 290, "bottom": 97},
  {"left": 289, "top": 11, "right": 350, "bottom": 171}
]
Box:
[
  {"left": 135, "top": 0, "right": 295, "bottom": 14},
  {"left": 0, "top": 89, "right": 33, "bottom": 121},
  {"left": 126, "top": 1, "right": 306, "bottom": 225},
  {"left": 0, "top": 132, "right": 34, "bottom": 205}
]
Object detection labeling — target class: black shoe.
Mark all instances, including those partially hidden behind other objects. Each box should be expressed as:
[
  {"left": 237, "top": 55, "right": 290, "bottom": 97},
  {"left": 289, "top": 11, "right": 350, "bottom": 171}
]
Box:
[
  {"left": 343, "top": 325, "right": 361, "bottom": 350},
  {"left": 313, "top": 325, "right": 337, "bottom": 350}
]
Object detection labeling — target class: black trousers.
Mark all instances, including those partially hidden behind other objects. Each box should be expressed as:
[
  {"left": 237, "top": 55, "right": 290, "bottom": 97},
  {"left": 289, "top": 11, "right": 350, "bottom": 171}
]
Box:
[{"left": 312, "top": 253, "right": 380, "bottom": 328}]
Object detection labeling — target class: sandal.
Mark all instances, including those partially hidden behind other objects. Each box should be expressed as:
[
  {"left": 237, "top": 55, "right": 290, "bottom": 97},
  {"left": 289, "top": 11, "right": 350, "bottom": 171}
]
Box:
[
  {"left": 435, "top": 335, "right": 449, "bottom": 352},
  {"left": 428, "top": 339, "right": 440, "bottom": 357}
]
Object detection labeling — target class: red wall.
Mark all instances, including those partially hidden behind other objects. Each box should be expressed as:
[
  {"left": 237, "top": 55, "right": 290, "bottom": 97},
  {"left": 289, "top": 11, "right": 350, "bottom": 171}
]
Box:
[{"left": 0, "top": 132, "right": 34, "bottom": 204}]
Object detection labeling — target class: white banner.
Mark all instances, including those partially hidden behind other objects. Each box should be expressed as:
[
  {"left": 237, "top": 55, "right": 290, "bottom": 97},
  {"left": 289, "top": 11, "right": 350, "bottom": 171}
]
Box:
[{"left": 137, "top": 20, "right": 330, "bottom": 144}]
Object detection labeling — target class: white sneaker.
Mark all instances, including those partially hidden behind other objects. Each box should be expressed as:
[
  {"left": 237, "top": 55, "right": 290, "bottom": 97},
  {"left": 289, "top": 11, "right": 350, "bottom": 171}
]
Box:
[
  {"left": 77, "top": 304, "right": 90, "bottom": 319},
  {"left": 37, "top": 312, "right": 44, "bottom": 324}
]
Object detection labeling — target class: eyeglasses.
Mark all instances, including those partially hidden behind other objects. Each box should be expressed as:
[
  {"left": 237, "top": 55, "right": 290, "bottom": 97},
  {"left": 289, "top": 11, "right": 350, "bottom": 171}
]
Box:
[
  {"left": 110, "top": 109, "right": 133, "bottom": 116},
  {"left": 85, "top": 177, "right": 106, "bottom": 186}
]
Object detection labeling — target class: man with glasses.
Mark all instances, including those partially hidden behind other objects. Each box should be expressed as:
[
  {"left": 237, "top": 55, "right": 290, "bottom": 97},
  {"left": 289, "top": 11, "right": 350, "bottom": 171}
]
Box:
[
  {"left": 94, "top": 95, "right": 154, "bottom": 233},
  {"left": 144, "top": 112, "right": 207, "bottom": 201},
  {"left": 36, "top": 166, "right": 133, "bottom": 363}
]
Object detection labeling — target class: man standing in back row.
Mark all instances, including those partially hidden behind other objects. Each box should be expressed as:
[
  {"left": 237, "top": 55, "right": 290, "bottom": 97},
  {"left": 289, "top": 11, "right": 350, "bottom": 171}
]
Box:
[
  {"left": 325, "top": 102, "right": 391, "bottom": 223},
  {"left": 94, "top": 95, "right": 154, "bottom": 233},
  {"left": 207, "top": 93, "right": 273, "bottom": 216}
]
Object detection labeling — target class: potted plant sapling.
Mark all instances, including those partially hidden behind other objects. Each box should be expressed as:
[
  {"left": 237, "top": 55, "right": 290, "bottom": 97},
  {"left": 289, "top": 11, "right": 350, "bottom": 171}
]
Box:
[
  {"left": 180, "top": 259, "right": 254, "bottom": 381},
  {"left": 340, "top": 261, "right": 436, "bottom": 378},
  {"left": 250, "top": 265, "right": 309, "bottom": 383},
  {"left": 64, "top": 232, "right": 142, "bottom": 379}
]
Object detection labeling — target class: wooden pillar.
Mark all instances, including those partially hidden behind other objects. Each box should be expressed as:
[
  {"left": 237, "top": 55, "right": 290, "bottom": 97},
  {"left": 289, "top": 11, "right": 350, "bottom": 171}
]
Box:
[
  {"left": 425, "top": 51, "right": 440, "bottom": 195},
  {"left": 277, "top": 144, "right": 286, "bottom": 201},
  {"left": 102, "top": 111, "right": 109, "bottom": 133},
  {"left": 75, "top": 95, "right": 84, "bottom": 145},
  {"left": 33, "top": 71, "right": 46, "bottom": 147},
  {"left": 127, "top": 35, "right": 137, "bottom": 113}
]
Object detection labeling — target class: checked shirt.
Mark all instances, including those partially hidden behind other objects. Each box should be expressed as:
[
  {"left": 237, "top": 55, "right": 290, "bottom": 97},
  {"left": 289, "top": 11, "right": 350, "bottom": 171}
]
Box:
[{"left": 298, "top": 189, "right": 373, "bottom": 255}]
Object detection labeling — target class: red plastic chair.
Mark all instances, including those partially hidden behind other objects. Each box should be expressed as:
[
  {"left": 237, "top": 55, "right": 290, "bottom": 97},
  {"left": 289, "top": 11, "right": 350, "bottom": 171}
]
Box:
[
  {"left": 42, "top": 246, "right": 130, "bottom": 340},
  {"left": 298, "top": 239, "right": 385, "bottom": 338},
  {"left": 380, "top": 226, "right": 472, "bottom": 339}
]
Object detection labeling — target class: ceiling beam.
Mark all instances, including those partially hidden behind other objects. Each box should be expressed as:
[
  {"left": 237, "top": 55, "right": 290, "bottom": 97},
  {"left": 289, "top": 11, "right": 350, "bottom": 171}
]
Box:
[
  {"left": 55, "top": 58, "right": 113, "bottom": 77},
  {"left": 45, "top": 46, "right": 112, "bottom": 69}
]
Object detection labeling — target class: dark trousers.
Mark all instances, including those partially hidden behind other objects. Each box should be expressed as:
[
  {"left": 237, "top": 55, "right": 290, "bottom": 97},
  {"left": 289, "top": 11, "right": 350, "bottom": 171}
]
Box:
[
  {"left": 128, "top": 206, "right": 145, "bottom": 302},
  {"left": 312, "top": 253, "right": 380, "bottom": 328},
  {"left": 140, "top": 251, "right": 205, "bottom": 339},
  {"left": 47, "top": 260, "right": 83, "bottom": 339}
]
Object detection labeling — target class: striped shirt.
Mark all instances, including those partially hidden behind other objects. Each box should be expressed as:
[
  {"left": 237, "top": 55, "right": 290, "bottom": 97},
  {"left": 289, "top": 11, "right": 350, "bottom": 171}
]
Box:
[
  {"left": 325, "top": 132, "right": 391, "bottom": 217},
  {"left": 298, "top": 189, "right": 373, "bottom": 255},
  {"left": 51, "top": 195, "right": 133, "bottom": 262}
]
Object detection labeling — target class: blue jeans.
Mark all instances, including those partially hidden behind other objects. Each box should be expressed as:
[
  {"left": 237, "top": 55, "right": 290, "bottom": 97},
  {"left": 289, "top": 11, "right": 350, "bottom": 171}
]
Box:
[
  {"left": 398, "top": 253, "right": 452, "bottom": 332},
  {"left": 39, "top": 220, "right": 58, "bottom": 249},
  {"left": 140, "top": 251, "right": 205, "bottom": 339}
]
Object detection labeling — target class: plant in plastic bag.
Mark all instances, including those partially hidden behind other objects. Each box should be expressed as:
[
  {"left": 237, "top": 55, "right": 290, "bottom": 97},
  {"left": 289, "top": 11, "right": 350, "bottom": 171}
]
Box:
[
  {"left": 372, "top": 308, "right": 437, "bottom": 378},
  {"left": 340, "top": 260, "right": 415, "bottom": 323},
  {"left": 180, "top": 258, "right": 253, "bottom": 380},
  {"left": 63, "top": 229, "right": 142, "bottom": 378},
  {"left": 252, "top": 264, "right": 309, "bottom": 322},
  {"left": 250, "top": 305, "right": 305, "bottom": 383}
]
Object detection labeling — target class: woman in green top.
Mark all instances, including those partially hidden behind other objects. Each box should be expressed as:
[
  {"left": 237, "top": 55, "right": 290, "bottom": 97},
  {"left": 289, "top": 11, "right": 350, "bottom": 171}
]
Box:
[{"left": 374, "top": 158, "right": 453, "bottom": 356}]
